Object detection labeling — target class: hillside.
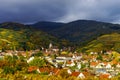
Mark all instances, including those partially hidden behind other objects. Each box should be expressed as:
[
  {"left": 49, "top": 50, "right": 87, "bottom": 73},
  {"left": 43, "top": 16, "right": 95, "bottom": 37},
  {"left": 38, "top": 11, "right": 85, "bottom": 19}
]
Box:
[
  {"left": 50, "top": 20, "right": 120, "bottom": 43},
  {"left": 0, "top": 20, "right": 120, "bottom": 51},
  {"left": 31, "top": 20, "right": 120, "bottom": 45},
  {"left": 0, "top": 22, "right": 60, "bottom": 51},
  {"left": 78, "top": 33, "right": 120, "bottom": 53}
]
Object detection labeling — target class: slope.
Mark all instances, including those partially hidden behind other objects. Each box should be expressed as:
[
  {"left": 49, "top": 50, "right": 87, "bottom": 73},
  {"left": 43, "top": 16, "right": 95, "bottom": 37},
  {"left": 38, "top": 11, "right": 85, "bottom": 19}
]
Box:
[{"left": 78, "top": 33, "right": 120, "bottom": 53}]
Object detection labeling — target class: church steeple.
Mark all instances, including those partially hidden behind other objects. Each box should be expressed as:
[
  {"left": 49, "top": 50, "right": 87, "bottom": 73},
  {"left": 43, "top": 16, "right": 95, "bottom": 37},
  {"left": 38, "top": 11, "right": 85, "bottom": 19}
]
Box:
[{"left": 49, "top": 43, "right": 53, "bottom": 49}]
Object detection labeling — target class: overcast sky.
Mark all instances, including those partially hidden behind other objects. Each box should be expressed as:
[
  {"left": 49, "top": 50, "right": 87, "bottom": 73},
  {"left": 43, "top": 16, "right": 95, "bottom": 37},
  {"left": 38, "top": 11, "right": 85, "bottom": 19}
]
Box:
[{"left": 0, "top": 0, "right": 120, "bottom": 24}]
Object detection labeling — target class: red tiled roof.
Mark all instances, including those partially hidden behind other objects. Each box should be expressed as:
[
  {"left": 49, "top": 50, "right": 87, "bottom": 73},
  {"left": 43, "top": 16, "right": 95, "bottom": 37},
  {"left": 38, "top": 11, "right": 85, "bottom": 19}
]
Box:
[
  {"left": 99, "top": 73, "right": 110, "bottom": 79},
  {"left": 111, "top": 59, "right": 118, "bottom": 65},
  {"left": 67, "top": 61, "right": 72, "bottom": 64},
  {"left": 39, "top": 67, "right": 50, "bottom": 73},
  {"left": 71, "top": 72, "right": 80, "bottom": 77},
  {"left": 82, "top": 71, "right": 90, "bottom": 77},
  {"left": 28, "top": 66, "right": 38, "bottom": 72},
  {"left": 90, "top": 62, "right": 98, "bottom": 66},
  {"left": 103, "top": 62, "right": 108, "bottom": 65},
  {"left": 52, "top": 68, "right": 60, "bottom": 75}
]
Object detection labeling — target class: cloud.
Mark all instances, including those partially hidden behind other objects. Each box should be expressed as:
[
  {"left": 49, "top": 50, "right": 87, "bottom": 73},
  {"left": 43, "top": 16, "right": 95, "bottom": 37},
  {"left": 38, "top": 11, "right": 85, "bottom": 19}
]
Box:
[
  {"left": 57, "top": 0, "right": 120, "bottom": 23},
  {"left": 0, "top": 0, "right": 120, "bottom": 23},
  {"left": 0, "top": 0, "right": 67, "bottom": 23}
]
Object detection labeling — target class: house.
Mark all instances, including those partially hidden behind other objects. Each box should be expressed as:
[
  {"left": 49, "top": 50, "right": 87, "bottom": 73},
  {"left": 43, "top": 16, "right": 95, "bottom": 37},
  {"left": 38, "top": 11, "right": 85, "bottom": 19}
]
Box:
[
  {"left": 52, "top": 48, "right": 59, "bottom": 52},
  {"left": 38, "top": 67, "right": 50, "bottom": 74},
  {"left": 99, "top": 73, "right": 112, "bottom": 79},
  {"left": 110, "top": 60, "right": 118, "bottom": 66},
  {"left": 77, "top": 62, "right": 81, "bottom": 69},
  {"left": 56, "top": 57, "right": 66, "bottom": 63},
  {"left": 66, "top": 60, "right": 75, "bottom": 67},
  {"left": 49, "top": 43, "right": 53, "bottom": 49},
  {"left": 84, "top": 71, "right": 92, "bottom": 76},
  {"left": 76, "top": 56, "right": 82, "bottom": 60},
  {"left": 90, "top": 52, "right": 94, "bottom": 55},
  {"left": 90, "top": 62, "right": 98, "bottom": 68},
  {"left": 116, "top": 63, "right": 120, "bottom": 68},
  {"left": 67, "top": 69, "right": 72, "bottom": 74},
  {"left": 18, "top": 51, "right": 27, "bottom": 57},
  {"left": 72, "top": 54, "right": 76, "bottom": 59},
  {"left": 45, "top": 56, "right": 52, "bottom": 63},
  {"left": 54, "top": 63, "right": 58, "bottom": 68},
  {"left": 96, "top": 63, "right": 104, "bottom": 68},
  {"left": 90, "top": 52, "right": 98, "bottom": 54},
  {"left": 50, "top": 68, "right": 60, "bottom": 75},
  {"left": 105, "top": 63, "right": 112, "bottom": 68},
  {"left": 71, "top": 72, "right": 85, "bottom": 79},
  {"left": 5, "top": 52, "right": 13, "bottom": 56},
  {"left": 28, "top": 66, "right": 38, "bottom": 73},
  {"left": 96, "top": 68, "right": 106, "bottom": 74},
  {"left": 27, "top": 56, "right": 34, "bottom": 63}
]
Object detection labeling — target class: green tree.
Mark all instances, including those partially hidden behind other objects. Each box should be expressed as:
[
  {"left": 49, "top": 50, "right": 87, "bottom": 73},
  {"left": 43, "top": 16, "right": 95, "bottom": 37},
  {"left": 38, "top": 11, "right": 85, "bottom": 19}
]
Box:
[
  {"left": 3, "top": 66, "right": 15, "bottom": 74},
  {"left": 34, "top": 51, "right": 43, "bottom": 57},
  {"left": 29, "top": 57, "right": 46, "bottom": 67},
  {"left": 97, "top": 54, "right": 103, "bottom": 60}
]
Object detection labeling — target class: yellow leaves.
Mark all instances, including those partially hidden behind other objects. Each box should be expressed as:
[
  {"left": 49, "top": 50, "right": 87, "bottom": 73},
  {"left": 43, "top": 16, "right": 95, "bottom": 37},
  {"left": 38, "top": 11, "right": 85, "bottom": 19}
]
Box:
[
  {"left": 61, "top": 51, "right": 68, "bottom": 54},
  {"left": 0, "top": 31, "right": 6, "bottom": 35},
  {"left": 0, "top": 39, "right": 11, "bottom": 43},
  {"left": 111, "top": 51, "right": 120, "bottom": 61},
  {"left": 8, "top": 35, "right": 13, "bottom": 39},
  {"left": 80, "top": 33, "right": 120, "bottom": 53},
  {"left": 112, "top": 51, "right": 120, "bottom": 57},
  {"left": 98, "top": 33, "right": 120, "bottom": 41}
]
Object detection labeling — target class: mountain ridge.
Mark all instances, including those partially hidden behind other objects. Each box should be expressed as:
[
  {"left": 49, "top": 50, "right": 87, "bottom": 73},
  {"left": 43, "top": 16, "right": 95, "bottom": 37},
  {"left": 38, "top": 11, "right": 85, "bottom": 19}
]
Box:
[
  {"left": 0, "top": 20, "right": 120, "bottom": 49},
  {"left": 35, "top": 20, "right": 120, "bottom": 43}
]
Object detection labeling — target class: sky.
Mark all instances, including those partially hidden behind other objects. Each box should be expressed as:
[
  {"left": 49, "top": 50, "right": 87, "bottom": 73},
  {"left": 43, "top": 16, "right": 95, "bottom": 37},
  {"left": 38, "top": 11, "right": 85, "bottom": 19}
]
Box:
[{"left": 0, "top": 0, "right": 120, "bottom": 24}]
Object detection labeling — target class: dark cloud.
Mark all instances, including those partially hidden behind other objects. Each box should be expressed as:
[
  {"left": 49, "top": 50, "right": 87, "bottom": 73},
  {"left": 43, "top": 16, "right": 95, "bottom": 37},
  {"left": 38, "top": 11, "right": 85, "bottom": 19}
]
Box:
[
  {"left": 0, "top": 0, "right": 67, "bottom": 23},
  {"left": 58, "top": 0, "right": 120, "bottom": 23},
  {"left": 0, "top": 0, "right": 120, "bottom": 23}
]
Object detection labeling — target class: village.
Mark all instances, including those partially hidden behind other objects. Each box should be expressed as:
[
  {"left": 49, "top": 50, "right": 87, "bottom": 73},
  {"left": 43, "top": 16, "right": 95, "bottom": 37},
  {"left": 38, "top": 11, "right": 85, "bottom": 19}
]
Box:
[{"left": 0, "top": 43, "right": 120, "bottom": 79}]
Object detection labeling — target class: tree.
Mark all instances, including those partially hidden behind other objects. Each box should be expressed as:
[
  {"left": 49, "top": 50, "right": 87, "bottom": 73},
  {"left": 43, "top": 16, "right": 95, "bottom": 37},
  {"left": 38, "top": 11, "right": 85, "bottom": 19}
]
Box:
[
  {"left": 97, "top": 54, "right": 103, "bottom": 60},
  {"left": 59, "top": 69, "right": 70, "bottom": 79},
  {"left": 34, "top": 51, "right": 43, "bottom": 57},
  {"left": 29, "top": 57, "right": 46, "bottom": 67},
  {"left": 3, "top": 66, "right": 15, "bottom": 74}
]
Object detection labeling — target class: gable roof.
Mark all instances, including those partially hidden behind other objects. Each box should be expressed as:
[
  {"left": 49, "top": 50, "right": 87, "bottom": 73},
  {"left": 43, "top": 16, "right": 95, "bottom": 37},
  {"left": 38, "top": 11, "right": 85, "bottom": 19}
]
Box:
[
  {"left": 90, "top": 62, "right": 98, "bottom": 66},
  {"left": 71, "top": 72, "right": 80, "bottom": 77},
  {"left": 99, "top": 73, "right": 111, "bottom": 79},
  {"left": 51, "top": 68, "right": 60, "bottom": 75},
  {"left": 67, "top": 61, "right": 72, "bottom": 64},
  {"left": 82, "top": 71, "right": 91, "bottom": 77},
  {"left": 28, "top": 66, "right": 38, "bottom": 72},
  {"left": 39, "top": 67, "right": 50, "bottom": 73}
]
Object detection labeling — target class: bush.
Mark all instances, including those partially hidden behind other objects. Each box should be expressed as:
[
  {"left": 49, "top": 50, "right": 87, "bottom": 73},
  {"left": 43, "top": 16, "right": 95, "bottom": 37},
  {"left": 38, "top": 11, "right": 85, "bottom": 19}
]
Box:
[
  {"left": 3, "top": 66, "right": 15, "bottom": 74},
  {"left": 29, "top": 57, "right": 46, "bottom": 67}
]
